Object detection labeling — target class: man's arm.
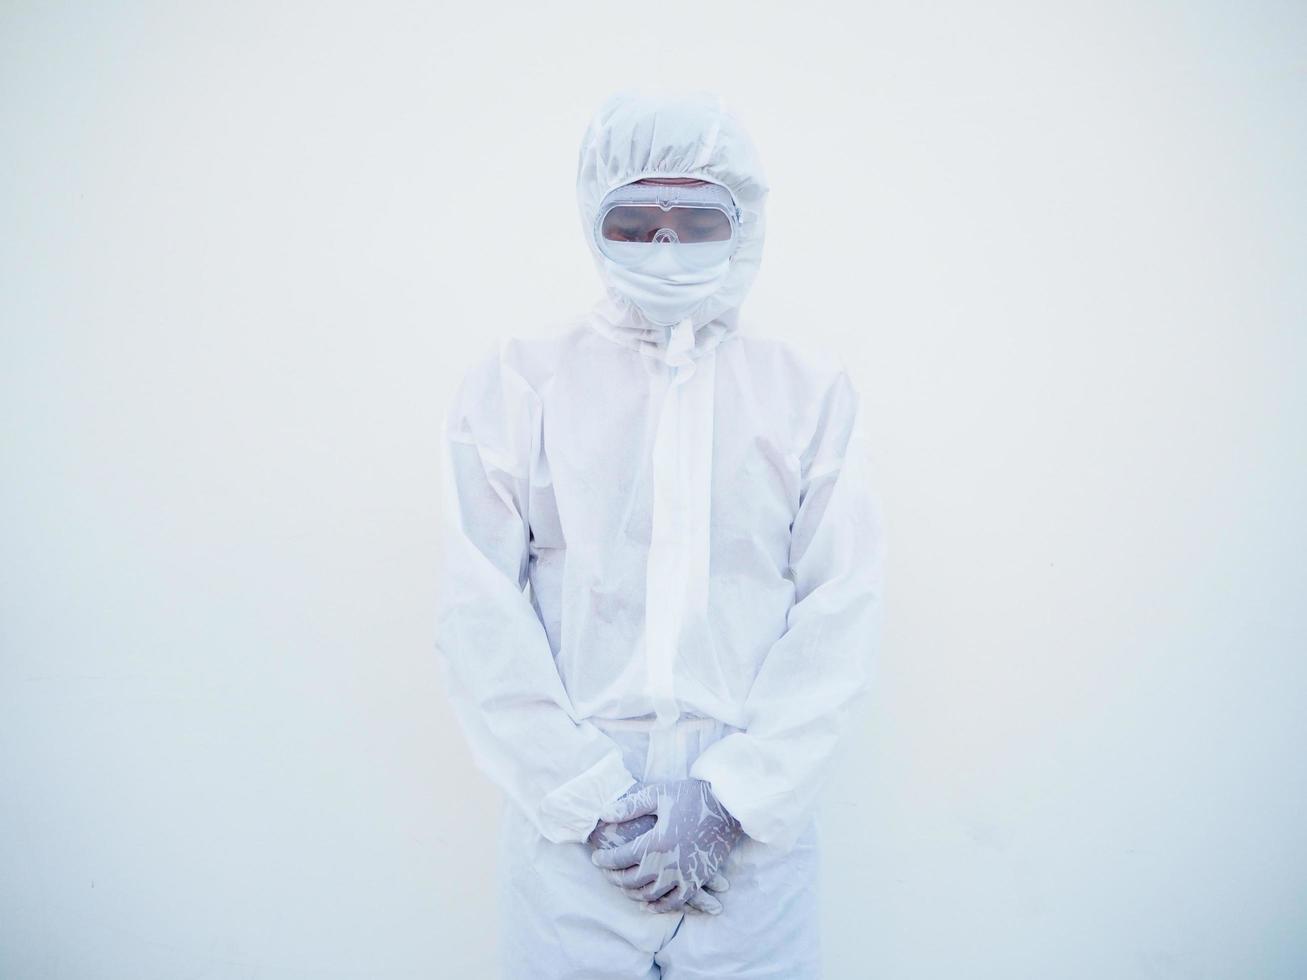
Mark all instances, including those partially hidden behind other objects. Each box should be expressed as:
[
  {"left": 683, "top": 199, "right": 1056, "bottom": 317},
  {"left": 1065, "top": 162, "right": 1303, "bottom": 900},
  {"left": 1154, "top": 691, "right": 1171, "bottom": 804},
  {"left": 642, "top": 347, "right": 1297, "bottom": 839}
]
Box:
[
  {"left": 434, "top": 345, "right": 638, "bottom": 844},
  {"left": 689, "top": 369, "right": 884, "bottom": 851}
]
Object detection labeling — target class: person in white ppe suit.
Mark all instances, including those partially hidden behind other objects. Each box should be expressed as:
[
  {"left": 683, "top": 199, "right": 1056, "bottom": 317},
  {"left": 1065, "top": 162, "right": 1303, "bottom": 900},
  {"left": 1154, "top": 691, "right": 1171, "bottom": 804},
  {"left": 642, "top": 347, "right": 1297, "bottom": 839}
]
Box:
[{"left": 434, "top": 89, "right": 884, "bottom": 979}]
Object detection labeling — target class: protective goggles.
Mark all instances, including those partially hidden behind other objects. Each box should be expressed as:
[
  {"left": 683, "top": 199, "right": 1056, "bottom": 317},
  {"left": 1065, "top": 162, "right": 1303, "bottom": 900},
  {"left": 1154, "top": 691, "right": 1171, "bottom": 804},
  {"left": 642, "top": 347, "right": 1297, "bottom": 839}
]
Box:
[{"left": 595, "top": 180, "right": 740, "bottom": 269}]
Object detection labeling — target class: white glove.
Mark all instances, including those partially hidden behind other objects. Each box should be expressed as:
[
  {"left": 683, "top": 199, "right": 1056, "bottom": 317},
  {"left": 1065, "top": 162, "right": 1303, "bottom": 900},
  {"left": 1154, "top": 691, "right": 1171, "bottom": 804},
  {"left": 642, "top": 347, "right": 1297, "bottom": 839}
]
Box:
[
  {"left": 589, "top": 779, "right": 743, "bottom": 914},
  {"left": 587, "top": 809, "right": 730, "bottom": 915}
]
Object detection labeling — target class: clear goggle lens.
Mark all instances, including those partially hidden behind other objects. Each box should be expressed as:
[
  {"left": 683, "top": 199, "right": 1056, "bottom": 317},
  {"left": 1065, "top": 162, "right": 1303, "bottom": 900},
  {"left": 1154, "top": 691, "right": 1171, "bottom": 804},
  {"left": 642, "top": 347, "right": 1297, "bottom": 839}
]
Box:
[
  {"left": 600, "top": 205, "right": 734, "bottom": 244},
  {"left": 594, "top": 181, "right": 740, "bottom": 269}
]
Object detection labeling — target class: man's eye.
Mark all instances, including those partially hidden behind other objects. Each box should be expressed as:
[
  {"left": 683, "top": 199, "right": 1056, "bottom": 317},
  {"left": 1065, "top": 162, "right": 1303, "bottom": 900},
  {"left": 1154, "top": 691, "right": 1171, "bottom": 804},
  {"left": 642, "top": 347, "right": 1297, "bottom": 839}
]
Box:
[{"left": 685, "top": 218, "right": 729, "bottom": 240}]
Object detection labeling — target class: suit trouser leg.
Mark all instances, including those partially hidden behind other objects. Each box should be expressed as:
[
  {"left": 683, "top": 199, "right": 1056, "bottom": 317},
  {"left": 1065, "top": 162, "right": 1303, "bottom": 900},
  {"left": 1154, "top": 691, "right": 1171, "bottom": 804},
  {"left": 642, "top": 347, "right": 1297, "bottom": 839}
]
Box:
[
  {"left": 497, "top": 717, "right": 824, "bottom": 979},
  {"left": 497, "top": 800, "right": 823, "bottom": 980},
  {"left": 497, "top": 798, "right": 677, "bottom": 979},
  {"left": 654, "top": 818, "right": 823, "bottom": 979}
]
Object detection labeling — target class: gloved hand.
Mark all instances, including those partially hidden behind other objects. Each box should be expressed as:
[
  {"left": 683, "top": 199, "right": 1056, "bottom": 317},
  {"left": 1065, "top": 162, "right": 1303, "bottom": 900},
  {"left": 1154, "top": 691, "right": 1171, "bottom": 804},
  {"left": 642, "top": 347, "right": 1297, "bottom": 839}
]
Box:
[
  {"left": 589, "top": 778, "right": 743, "bottom": 914},
  {"left": 588, "top": 808, "right": 731, "bottom": 915}
]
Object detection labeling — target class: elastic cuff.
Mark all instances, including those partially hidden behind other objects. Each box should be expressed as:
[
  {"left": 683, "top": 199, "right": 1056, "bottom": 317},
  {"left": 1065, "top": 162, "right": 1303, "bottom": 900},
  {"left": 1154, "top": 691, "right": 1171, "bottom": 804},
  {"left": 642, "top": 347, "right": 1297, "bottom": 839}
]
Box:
[
  {"left": 689, "top": 733, "right": 804, "bottom": 852},
  {"left": 536, "top": 751, "right": 639, "bottom": 844}
]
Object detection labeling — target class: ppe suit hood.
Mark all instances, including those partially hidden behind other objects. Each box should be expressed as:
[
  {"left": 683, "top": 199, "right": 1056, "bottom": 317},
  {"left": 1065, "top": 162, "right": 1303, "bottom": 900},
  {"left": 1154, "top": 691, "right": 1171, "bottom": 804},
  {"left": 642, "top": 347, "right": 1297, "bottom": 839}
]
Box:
[{"left": 576, "top": 90, "right": 769, "bottom": 365}]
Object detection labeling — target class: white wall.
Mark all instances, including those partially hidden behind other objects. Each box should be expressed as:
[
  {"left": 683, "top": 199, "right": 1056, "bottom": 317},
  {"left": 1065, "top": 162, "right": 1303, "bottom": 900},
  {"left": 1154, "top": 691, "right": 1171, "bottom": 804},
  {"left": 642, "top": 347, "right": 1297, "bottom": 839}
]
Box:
[{"left": 2, "top": 1, "right": 1304, "bottom": 977}]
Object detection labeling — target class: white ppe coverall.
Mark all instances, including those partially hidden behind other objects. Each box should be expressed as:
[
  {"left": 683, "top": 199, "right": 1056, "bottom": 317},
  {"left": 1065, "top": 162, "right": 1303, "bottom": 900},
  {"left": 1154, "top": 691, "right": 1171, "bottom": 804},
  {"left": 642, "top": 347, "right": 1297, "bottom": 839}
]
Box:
[{"left": 434, "top": 89, "right": 884, "bottom": 979}]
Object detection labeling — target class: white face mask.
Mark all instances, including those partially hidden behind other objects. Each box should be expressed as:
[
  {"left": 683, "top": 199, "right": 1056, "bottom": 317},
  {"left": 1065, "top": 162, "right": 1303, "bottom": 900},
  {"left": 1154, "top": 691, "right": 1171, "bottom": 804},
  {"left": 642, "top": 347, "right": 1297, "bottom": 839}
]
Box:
[
  {"left": 600, "top": 242, "right": 733, "bottom": 327},
  {"left": 602, "top": 248, "right": 732, "bottom": 327}
]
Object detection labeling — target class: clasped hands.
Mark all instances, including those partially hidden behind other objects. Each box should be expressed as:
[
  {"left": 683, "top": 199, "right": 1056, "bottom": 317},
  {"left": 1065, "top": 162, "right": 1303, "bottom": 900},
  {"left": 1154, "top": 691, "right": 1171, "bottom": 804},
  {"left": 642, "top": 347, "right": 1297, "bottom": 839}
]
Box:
[{"left": 586, "top": 777, "right": 744, "bottom": 916}]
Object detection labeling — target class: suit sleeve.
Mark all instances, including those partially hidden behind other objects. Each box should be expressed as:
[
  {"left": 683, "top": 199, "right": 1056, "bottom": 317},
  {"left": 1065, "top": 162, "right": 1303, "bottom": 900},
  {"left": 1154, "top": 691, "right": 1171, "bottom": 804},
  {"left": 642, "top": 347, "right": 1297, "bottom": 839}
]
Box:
[
  {"left": 434, "top": 346, "right": 638, "bottom": 844},
  {"left": 689, "top": 369, "right": 885, "bottom": 851}
]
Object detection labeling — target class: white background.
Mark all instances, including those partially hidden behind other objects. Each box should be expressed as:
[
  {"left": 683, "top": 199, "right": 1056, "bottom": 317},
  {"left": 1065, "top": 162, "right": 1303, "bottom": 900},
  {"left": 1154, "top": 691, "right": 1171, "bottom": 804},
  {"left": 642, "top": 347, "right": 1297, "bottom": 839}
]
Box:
[{"left": 3, "top": 1, "right": 1305, "bottom": 977}]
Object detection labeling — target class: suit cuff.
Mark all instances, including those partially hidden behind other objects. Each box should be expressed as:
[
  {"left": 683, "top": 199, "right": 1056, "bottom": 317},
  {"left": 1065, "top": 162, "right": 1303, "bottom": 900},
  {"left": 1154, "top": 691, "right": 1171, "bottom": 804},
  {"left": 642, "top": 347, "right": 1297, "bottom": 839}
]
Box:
[
  {"left": 536, "top": 751, "right": 639, "bottom": 844},
  {"left": 689, "top": 733, "right": 804, "bottom": 851}
]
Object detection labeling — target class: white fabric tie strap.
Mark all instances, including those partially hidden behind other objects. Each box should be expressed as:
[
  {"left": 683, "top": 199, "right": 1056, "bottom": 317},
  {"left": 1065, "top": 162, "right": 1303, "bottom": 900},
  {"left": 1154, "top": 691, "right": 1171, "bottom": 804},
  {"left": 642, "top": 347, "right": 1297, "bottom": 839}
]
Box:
[{"left": 642, "top": 317, "right": 718, "bottom": 779}]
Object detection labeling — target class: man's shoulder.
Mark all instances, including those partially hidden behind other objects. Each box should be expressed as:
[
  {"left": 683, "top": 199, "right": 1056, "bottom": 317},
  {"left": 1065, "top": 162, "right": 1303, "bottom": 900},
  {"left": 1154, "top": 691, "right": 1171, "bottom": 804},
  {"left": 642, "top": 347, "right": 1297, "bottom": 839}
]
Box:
[
  {"left": 501, "top": 317, "right": 599, "bottom": 362},
  {"left": 455, "top": 316, "right": 596, "bottom": 387},
  {"left": 730, "top": 332, "right": 851, "bottom": 395}
]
